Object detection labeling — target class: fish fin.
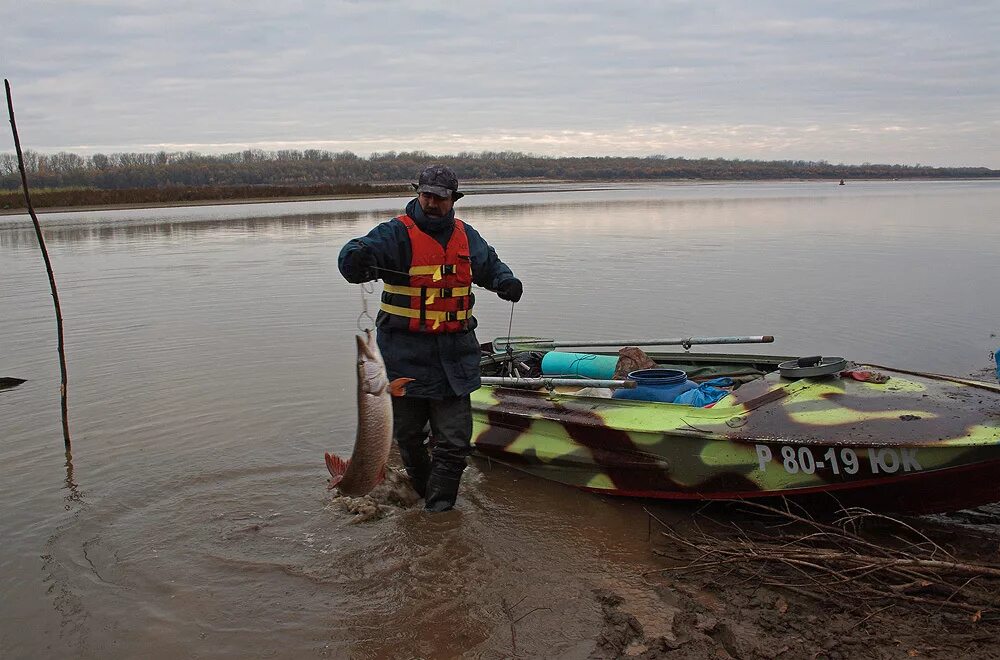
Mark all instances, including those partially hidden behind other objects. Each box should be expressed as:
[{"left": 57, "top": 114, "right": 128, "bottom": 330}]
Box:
[
  {"left": 375, "top": 464, "right": 387, "bottom": 486},
  {"left": 389, "top": 377, "right": 416, "bottom": 397},
  {"left": 325, "top": 452, "right": 349, "bottom": 489}
]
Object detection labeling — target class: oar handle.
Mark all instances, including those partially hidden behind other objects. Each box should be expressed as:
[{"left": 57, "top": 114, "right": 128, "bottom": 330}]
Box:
[
  {"left": 552, "top": 336, "right": 774, "bottom": 348},
  {"left": 481, "top": 377, "right": 635, "bottom": 389}
]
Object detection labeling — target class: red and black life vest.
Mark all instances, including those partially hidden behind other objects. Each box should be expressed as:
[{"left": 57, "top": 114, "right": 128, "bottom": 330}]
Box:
[{"left": 379, "top": 215, "right": 473, "bottom": 333}]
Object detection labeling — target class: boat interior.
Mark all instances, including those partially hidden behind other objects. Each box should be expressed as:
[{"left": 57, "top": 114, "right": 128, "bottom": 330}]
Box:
[
  {"left": 478, "top": 345, "right": 791, "bottom": 403},
  {"left": 481, "top": 348, "right": 782, "bottom": 379}
]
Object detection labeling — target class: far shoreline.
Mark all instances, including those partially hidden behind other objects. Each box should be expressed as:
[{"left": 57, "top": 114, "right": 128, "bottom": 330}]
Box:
[
  {"left": 0, "top": 190, "right": 414, "bottom": 216},
  {"left": 1, "top": 177, "right": 996, "bottom": 217}
]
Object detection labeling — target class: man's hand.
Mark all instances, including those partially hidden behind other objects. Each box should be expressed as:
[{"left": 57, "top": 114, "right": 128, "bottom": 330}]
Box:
[
  {"left": 497, "top": 277, "right": 523, "bottom": 303},
  {"left": 347, "top": 245, "right": 378, "bottom": 282}
]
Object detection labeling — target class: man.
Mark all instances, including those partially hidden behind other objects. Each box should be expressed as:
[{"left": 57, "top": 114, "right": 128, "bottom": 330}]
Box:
[{"left": 338, "top": 164, "right": 522, "bottom": 512}]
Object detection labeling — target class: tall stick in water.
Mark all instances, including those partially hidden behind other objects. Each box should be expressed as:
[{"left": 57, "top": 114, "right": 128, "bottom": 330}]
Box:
[{"left": 4, "top": 79, "right": 71, "bottom": 449}]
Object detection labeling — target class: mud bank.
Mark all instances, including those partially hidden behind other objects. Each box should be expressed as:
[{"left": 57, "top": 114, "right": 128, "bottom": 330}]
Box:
[
  {"left": 333, "top": 466, "right": 1000, "bottom": 659},
  {"left": 593, "top": 507, "right": 1000, "bottom": 659},
  {"left": 591, "top": 566, "right": 997, "bottom": 659}
]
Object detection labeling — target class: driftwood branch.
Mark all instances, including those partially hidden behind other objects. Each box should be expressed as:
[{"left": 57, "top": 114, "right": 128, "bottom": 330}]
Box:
[
  {"left": 646, "top": 500, "right": 1000, "bottom": 622},
  {"left": 501, "top": 596, "right": 550, "bottom": 655},
  {"left": 4, "top": 79, "right": 70, "bottom": 449}
]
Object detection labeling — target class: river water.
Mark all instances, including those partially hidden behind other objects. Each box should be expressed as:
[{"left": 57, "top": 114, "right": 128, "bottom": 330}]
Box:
[{"left": 1, "top": 180, "right": 999, "bottom": 658}]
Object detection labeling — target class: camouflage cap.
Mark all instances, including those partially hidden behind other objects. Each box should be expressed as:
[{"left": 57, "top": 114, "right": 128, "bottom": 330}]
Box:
[{"left": 413, "top": 164, "right": 465, "bottom": 200}]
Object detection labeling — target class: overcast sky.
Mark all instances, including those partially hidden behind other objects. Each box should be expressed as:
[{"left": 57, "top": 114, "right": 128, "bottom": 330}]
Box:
[{"left": 2, "top": 0, "right": 998, "bottom": 167}]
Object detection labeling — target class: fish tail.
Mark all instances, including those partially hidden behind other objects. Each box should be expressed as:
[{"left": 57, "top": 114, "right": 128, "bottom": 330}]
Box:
[{"left": 325, "top": 452, "right": 350, "bottom": 489}]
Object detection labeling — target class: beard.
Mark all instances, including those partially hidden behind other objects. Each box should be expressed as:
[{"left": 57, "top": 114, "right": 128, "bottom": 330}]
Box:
[{"left": 420, "top": 201, "right": 448, "bottom": 217}]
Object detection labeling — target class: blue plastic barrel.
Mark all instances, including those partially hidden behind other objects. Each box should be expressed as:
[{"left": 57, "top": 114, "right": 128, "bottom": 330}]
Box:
[
  {"left": 540, "top": 352, "right": 619, "bottom": 379},
  {"left": 612, "top": 368, "right": 698, "bottom": 403}
]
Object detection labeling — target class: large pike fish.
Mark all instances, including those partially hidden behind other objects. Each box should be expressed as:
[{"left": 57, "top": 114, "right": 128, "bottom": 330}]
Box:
[{"left": 325, "top": 331, "right": 412, "bottom": 496}]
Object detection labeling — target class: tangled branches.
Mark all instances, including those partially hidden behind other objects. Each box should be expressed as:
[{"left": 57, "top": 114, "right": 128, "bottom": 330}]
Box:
[{"left": 646, "top": 500, "right": 1000, "bottom": 623}]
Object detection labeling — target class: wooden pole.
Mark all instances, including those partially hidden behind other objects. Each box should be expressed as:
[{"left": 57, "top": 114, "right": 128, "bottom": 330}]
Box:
[{"left": 5, "top": 79, "right": 71, "bottom": 449}]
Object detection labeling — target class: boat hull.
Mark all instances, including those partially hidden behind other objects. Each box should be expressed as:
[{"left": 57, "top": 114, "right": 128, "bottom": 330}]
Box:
[{"left": 471, "top": 357, "right": 1000, "bottom": 514}]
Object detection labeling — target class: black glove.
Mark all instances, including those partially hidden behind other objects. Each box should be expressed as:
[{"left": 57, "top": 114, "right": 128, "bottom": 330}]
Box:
[
  {"left": 347, "top": 245, "right": 377, "bottom": 282},
  {"left": 497, "top": 277, "right": 523, "bottom": 303}
]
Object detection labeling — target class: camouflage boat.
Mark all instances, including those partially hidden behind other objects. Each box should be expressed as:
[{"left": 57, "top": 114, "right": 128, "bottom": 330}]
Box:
[{"left": 471, "top": 349, "right": 1000, "bottom": 514}]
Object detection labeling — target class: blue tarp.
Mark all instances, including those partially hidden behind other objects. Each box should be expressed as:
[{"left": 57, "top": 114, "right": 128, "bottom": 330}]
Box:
[{"left": 673, "top": 377, "right": 734, "bottom": 407}]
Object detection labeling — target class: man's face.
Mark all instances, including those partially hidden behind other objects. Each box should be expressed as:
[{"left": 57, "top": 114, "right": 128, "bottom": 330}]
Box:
[{"left": 418, "top": 192, "right": 454, "bottom": 217}]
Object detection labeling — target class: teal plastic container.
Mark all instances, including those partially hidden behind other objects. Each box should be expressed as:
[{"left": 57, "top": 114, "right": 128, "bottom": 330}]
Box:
[
  {"left": 540, "top": 351, "right": 619, "bottom": 379},
  {"left": 612, "top": 368, "right": 698, "bottom": 403}
]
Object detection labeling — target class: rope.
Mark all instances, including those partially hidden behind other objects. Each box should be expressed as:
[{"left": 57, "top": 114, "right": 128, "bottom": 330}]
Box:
[{"left": 505, "top": 300, "right": 516, "bottom": 376}]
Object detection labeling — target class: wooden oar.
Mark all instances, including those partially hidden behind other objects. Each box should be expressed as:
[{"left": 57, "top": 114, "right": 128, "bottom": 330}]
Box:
[{"left": 492, "top": 335, "right": 774, "bottom": 352}]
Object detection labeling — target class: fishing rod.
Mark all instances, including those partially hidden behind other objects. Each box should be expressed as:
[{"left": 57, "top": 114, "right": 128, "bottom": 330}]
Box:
[{"left": 368, "top": 264, "right": 496, "bottom": 290}]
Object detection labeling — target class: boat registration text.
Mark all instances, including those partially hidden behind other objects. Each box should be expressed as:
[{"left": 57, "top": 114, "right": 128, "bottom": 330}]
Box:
[{"left": 754, "top": 445, "right": 922, "bottom": 476}]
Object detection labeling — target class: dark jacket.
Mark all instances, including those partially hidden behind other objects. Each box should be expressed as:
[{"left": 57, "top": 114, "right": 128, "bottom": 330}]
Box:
[{"left": 338, "top": 198, "right": 516, "bottom": 397}]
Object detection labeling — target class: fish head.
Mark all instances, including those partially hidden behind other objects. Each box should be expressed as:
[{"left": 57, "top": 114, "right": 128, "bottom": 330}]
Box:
[
  {"left": 356, "top": 331, "right": 389, "bottom": 395},
  {"left": 355, "top": 330, "right": 380, "bottom": 362}
]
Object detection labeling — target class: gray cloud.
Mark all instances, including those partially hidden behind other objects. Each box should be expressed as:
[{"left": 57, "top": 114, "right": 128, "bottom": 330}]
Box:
[{"left": 2, "top": 0, "right": 998, "bottom": 166}]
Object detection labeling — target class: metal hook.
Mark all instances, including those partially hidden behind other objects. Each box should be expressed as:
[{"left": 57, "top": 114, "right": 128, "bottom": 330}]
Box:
[
  {"left": 357, "top": 310, "right": 375, "bottom": 332},
  {"left": 357, "top": 282, "right": 376, "bottom": 332},
  {"left": 504, "top": 300, "right": 516, "bottom": 377}
]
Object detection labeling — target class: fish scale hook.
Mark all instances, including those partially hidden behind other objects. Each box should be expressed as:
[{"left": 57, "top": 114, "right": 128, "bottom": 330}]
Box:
[
  {"left": 357, "top": 281, "right": 376, "bottom": 332},
  {"left": 504, "top": 300, "right": 516, "bottom": 377}
]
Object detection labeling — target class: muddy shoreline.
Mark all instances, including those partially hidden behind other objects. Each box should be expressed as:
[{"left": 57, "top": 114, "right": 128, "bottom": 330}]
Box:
[
  {"left": 339, "top": 467, "right": 1000, "bottom": 659},
  {"left": 0, "top": 190, "right": 415, "bottom": 216},
  {"left": 0, "top": 179, "right": 597, "bottom": 215},
  {"left": 0, "top": 180, "right": 645, "bottom": 216},
  {"left": 598, "top": 507, "right": 1000, "bottom": 659}
]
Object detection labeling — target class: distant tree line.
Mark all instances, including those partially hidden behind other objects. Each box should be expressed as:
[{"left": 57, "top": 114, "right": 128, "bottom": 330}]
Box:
[
  {"left": 0, "top": 182, "right": 410, "bottom": 210},
  {"left": 1, "top": 149, "right": 997, "bottom": 194}
]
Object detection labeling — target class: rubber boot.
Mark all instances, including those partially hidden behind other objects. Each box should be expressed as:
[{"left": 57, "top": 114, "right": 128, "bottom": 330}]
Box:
[
  {"left": 424, "top": 473, "right": 462, "bottom": 513},
  {"left": 397, "top": 442, "right": 431, "bottom": 498}
]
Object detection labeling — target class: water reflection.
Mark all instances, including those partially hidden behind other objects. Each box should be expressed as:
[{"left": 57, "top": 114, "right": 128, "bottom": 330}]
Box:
[
  {"left": 63, "top": 449, "right": 83, "bottom": 510},
  {"left": 1, "top": 193, "right": 844, "bottom": 248},
  {"left": 2, "top": 181, "right": 999, "bottom": 657},
  {"left": 0, "top": 210, "right": 389, "bottom": 248},
  {"left": 5, "top": 178, "right": 994, "bottom": 251}
]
